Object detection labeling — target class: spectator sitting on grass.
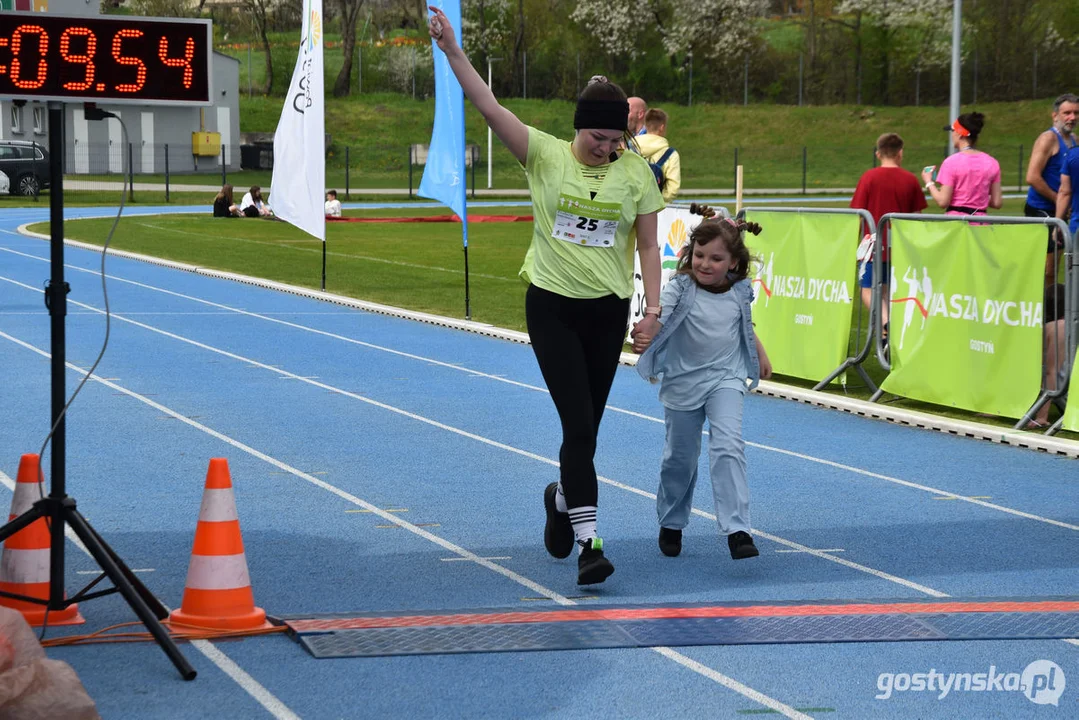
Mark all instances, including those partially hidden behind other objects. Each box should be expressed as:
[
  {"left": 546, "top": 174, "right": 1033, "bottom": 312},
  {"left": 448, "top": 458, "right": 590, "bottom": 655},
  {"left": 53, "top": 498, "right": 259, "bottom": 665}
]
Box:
[
  {"left": 636, "top": 109, "right": 681, "bottom": 202},
  {"left": 325, "top": 189, "right": 342, "bottom": 217},
  {"left": 212, "top": 184, "right": 241, "bottom": 218},
  {"left": 240, "top": 186, "right": 273, "bottom": 217}
]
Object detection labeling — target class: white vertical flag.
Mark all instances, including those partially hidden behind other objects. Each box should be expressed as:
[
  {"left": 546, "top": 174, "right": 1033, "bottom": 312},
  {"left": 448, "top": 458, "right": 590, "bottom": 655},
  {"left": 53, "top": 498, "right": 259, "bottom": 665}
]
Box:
[{"left": 270, "top": 0, "right": 325, "bottom": 241}]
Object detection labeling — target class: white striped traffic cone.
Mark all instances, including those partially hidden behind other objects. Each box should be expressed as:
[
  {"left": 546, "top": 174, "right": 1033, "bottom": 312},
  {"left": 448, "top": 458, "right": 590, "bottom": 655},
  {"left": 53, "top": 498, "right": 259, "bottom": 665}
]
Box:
[
  {"left": 169, "top": 458, "right": 269, "bottom": 630},
  {"left": 0, "top": 454, "right": 84, "bottom": 626}
]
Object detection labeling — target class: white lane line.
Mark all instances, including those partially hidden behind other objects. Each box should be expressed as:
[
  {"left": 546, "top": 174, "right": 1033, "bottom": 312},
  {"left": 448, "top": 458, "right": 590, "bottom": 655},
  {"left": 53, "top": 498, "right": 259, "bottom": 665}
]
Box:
[
  {"left": 0, "top": 468, "right": 299, "bottom": 720},
  {"left": 190, "top": 640, "right": 302, "bottom": 720},
  {"left": 0, "top": 293, "right": 955, "bottom": 599},
  {"left": 608, "top": 406, "right": 1079, "bottom": 533},
  {"left": 2, "top": 250, "right": 1073, "bottom": 534},
  {"left": 0, "top": 332, "right": 808, "bottom": 719}
]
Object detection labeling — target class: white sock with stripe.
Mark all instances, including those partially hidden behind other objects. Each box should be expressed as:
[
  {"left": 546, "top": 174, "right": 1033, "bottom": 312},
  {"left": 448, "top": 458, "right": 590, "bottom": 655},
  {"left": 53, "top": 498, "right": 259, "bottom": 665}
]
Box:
[{"left": 568, "top": 506, "right": 598, "bottom": 553}]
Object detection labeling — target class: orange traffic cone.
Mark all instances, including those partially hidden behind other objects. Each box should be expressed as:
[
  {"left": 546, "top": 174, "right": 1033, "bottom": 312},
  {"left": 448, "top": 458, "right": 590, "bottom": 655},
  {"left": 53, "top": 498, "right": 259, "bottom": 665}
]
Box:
[
  {"left": 169, "top": 459, "right": 269, "bottom": 630},
  {"left": 0, "top": 454, "right": 84, "bottom": 626}
]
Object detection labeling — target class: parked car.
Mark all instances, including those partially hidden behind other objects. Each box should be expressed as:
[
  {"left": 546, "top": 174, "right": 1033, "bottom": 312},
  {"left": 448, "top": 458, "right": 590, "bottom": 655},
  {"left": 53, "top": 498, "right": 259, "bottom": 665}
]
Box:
[
  {"left": 0, "top": 170, "right": 9, "bottom": 195},
  {"left": 0, "top": 140, "right": 50, "bottom": 196}
]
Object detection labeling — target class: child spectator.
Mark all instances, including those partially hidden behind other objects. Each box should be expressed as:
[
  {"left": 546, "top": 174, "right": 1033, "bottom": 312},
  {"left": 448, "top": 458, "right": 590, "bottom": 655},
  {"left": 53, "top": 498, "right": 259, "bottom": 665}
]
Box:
[
  {"left": 325, "top": 189, "right": 342, "bottom": 217},
  {"left": 850, "top": 132, "right": 927, "bottom": 338},
  {"left": 632, "top": 218, "right": 772, "bottom": 560},
  {"left": 636, "top": 109, "right": 681, "bottom": 202}
]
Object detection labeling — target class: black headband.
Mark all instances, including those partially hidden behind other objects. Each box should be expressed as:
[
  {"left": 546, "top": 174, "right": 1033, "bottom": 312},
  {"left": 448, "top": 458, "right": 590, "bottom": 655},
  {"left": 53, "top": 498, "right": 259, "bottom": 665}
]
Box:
[{"left": 573, "top": 99, "right": 629, "bottom": 131}]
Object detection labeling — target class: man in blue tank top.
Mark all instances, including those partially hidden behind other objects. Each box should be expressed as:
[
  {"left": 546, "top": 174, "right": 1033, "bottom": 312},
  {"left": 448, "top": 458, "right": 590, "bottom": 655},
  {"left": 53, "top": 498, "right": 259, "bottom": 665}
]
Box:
[{"left": 1025, "top": 93, "right": 1079, "bottom": 285}]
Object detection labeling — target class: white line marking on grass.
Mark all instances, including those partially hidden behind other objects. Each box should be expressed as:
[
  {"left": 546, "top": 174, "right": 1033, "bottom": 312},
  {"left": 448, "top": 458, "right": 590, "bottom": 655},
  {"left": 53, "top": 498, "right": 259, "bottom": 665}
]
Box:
[
  {"left": 0, "top": 467, "right": 299, "bottom": 720},
  {"left": 0, "top": 331, "right": 816, "bottom": 719},
  {"left": 128, "top": 221, "right": 519, "bottom": 282},
  {"left": 5, "top": 247, "right": 1073, "bottom": 536}
]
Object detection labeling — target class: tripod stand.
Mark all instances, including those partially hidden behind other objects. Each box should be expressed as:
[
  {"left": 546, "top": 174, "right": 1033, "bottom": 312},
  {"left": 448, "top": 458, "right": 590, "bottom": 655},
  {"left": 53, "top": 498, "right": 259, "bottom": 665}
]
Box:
[{"left": 0, "top": 103, "right": 195, "bottom": 680}]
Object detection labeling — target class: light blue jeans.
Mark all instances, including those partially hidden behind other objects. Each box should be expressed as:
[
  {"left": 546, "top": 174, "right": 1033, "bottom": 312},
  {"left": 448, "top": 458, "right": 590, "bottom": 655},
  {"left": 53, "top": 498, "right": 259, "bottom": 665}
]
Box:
[{"left": 657, "top": 388, "right": 749, "bottom": 536}]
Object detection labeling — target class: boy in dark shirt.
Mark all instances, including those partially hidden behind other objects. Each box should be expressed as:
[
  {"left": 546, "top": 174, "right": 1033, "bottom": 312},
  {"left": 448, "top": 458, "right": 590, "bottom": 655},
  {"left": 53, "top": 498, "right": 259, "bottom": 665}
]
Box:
[{"left": 850, "top": 133, "right": 928, "bottom": 335}]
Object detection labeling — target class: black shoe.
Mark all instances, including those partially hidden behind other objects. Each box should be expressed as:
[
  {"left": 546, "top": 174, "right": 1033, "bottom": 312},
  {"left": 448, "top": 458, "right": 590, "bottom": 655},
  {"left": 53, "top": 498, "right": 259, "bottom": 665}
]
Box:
[
  {"left": 728, "top": 531, "right": 759, "bottom": 560},
  {"left": 577, "top": 538, "right": 615, "bottom": 585},
  {"left": 658, "top": 527, "right": 682, "bottom": 557},
  {"left": 543, "top": 482, "right": 574, "bottom": 559}
]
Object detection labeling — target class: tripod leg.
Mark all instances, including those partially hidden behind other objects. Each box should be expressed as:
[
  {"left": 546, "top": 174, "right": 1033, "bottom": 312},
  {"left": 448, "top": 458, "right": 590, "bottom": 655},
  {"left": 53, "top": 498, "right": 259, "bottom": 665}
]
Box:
[
  {"left": 0, "top": 503, "right": 47, "bottom": 543},
  {"left": 78, "top": 517, "right": 169, "bottom": 620},
  {"left": 64, "top": 509, "right": 196, "bottom": 680}
]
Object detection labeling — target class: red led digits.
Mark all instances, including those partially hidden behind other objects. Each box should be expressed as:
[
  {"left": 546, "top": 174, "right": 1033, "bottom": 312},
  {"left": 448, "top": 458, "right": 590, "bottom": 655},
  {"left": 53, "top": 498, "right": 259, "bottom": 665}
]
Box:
[
  {"left": 158, "top": 36, "right": 195, "bottom": 89},
  {"left": 59, "top": 27, "right": 96, "bottom": 91},
  {"left": 10, "top": 24, "right": 48, "bottom": 90},
  {"left": 111, "top": 28, "right": 146, "bottom": 93}
]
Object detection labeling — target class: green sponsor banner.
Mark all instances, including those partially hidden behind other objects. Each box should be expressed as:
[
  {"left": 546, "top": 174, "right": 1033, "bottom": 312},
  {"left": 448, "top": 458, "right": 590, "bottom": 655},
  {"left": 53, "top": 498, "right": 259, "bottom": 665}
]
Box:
[
  {"left": 1064, "top": 354, "right": 1079, "bottom": 432},
  {"left": 744, "top": 211, "right": 859, "bottom": 382},
  {"left": 881, "top": 220, "right": 1044, "bottom": 417}
]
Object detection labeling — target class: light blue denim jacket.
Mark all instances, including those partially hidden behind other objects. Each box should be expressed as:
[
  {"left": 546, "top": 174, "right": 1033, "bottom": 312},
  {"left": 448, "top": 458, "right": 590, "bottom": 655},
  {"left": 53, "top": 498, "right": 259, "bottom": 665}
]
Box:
[{"left": 636, "top": 272, "right": 761, "bottom": 391}]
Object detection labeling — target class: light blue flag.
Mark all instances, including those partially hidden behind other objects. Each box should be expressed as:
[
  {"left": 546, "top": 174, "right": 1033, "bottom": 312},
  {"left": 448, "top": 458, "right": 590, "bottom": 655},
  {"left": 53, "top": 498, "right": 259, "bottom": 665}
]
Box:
[{"left": 419, "top": 0, "right": 467, "bottom": 222}]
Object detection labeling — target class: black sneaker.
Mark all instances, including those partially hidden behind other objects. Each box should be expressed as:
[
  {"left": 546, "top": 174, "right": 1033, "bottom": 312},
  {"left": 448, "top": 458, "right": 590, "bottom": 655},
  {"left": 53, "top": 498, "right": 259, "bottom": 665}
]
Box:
[
  {"left": 577, "top": 538, "right": 614, "bottom": 585},
  {"left": 728, "top": 531, "right": 759, "bottom": 560},
  {"left": 543, "top": 482, "right": 574, "bottom": 559},
  {"left": 658, "top": 527, "right": 682, "bottom": 557}
]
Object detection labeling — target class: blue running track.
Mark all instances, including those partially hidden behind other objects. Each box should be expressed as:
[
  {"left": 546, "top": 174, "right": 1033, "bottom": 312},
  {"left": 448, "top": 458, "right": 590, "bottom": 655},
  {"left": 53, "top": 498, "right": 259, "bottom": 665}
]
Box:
[{"left": 0, "top": 206, "right": 1077, "bottom": 719}]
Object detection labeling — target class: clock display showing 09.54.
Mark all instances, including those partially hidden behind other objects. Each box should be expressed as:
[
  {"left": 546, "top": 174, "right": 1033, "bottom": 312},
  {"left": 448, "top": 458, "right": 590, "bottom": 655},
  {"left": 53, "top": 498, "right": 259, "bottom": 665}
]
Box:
[{"left": 0, "top": 13, "right": 212, "bottom": 105}]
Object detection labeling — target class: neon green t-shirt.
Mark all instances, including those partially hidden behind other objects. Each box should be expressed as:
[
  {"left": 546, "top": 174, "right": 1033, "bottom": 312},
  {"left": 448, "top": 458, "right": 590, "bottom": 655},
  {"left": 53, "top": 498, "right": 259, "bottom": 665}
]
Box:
[{"left": 520, "top": 126, "right": 665, "bottom": 299}]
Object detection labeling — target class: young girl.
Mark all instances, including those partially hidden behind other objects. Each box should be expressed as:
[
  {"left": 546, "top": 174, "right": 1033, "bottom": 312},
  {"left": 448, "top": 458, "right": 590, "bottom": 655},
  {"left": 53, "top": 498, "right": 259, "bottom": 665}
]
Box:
[{"left": 632, "top": 218, "right": 772, "bottom": 560}]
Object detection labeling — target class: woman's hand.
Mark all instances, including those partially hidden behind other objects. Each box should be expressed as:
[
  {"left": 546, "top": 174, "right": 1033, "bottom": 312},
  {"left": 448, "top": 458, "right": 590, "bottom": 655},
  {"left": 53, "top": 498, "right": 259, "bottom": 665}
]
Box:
[
  {"left": 428, "top": 6, "right": 458, "bottom": 54},
  {"left": 630, "top": 315, "right": 660, "bottom": 354}
]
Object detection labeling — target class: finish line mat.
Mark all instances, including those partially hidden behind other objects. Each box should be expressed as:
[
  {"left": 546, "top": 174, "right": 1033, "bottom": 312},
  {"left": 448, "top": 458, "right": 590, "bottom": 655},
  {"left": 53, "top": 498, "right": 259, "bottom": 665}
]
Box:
[{"left": 274, "top": 597, "right": 1079, "bottom": 659}]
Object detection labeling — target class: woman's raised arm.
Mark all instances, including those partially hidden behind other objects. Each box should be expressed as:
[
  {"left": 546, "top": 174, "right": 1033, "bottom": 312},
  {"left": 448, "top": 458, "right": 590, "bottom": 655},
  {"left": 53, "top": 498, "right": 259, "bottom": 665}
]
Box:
[{"left": 429, "top": 6, "right": 528, "bottom": 165}]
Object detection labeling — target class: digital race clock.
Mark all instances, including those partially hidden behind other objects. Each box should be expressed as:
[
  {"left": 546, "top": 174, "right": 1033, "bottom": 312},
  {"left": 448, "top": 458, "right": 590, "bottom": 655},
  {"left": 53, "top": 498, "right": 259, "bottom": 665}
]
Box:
[{"left": 0, "top": 13, "right": 212, "bottom": 105}]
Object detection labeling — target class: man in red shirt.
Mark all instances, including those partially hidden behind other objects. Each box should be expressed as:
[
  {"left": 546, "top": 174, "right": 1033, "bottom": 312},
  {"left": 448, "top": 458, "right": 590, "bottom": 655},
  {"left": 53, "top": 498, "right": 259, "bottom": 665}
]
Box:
[{"left": 850, "top": 133, "right": 928, "bottom": 336}]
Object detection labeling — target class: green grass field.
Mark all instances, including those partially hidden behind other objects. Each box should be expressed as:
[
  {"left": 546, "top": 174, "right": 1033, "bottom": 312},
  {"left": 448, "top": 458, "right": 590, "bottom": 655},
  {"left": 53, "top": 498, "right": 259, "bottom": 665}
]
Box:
[
  {"left": 15, "top": 95, "right": 1059, "bottom": 202},
  {"left": 26, "top": 194, "right": 1072, "bottom": 437}
]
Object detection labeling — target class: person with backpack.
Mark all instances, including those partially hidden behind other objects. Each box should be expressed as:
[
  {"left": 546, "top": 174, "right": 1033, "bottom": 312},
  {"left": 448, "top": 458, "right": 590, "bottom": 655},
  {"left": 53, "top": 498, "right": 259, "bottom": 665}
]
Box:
[{"left": 636, "top": 109, "right": 681, "bottom": 202}]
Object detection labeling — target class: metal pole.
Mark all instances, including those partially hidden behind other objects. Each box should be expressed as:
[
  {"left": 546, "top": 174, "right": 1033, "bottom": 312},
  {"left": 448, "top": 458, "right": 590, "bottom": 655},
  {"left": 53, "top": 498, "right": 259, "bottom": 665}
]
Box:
[
  {"left": 688, "top": 52, "right": 693, "bottom": 107},
  {"left": 164, "top": 143, "right": 169, "bottom": 203},
  {"left": 1033, "top": 49, "right": 1038, "bottom": 99},
  {"left": 802, "top": 146, "right": 807, "bottom": 194},
  {"left": 221, "top": 143, "right": 226, "bottom": 185},
  {"left": 345, "top": 146, "right": 350, "bottom": 198},
  {"left": 743, "top": 55, "right": 749, "bottom": 106},
  {"left": 127, "top": 142, "right": 134, "bottom": 203},
  {"left": 948, "top": 0, "right": 962, "bottom": 156},
  {"left": 798, "top": 53, "right": 803, "bottom": 106},
  {"left": 1018, "top": 144, "right": 1024, "bottom": 192}
]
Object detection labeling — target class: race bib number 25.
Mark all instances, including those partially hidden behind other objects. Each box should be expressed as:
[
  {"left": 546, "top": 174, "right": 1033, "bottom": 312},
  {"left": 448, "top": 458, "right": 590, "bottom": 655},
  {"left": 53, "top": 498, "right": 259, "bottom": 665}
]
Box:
[{"left": 552, "top": 194, "right": 621, "bottom": 247}]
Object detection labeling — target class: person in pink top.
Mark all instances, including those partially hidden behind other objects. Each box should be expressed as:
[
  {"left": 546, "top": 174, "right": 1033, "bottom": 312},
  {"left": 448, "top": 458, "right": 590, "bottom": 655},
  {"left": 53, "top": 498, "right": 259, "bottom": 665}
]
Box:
[{"left": 922, "top": 113, "right": 1003, "bottom": 215}]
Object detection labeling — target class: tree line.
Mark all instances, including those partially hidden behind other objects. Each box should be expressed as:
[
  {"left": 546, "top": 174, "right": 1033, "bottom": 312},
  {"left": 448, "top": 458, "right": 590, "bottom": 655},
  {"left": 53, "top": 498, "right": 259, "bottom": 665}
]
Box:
[{"left": 116, "top": 0, "right": 1079, "bottom": 104}]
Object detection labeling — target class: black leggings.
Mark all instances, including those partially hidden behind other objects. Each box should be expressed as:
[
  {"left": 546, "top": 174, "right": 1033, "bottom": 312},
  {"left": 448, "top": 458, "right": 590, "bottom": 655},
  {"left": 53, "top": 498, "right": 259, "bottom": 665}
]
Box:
[{"left": 525, "top": 284, "right": 630, "bottom": 509}]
